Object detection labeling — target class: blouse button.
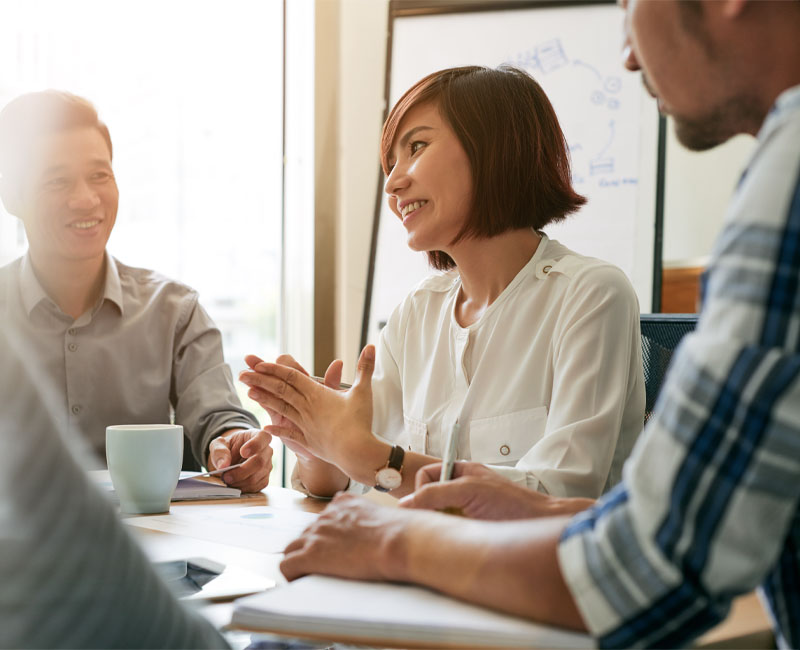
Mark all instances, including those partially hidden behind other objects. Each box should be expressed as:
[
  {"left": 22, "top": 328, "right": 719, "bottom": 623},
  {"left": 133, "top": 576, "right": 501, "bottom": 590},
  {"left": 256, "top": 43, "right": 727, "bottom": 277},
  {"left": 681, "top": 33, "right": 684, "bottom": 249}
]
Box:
[
  {"left": 68, "top": 328, "right": 77, "bottom": 336},
  {"left": 68, "top": 343, "right": 78, "bottom": 352},
  {"left": 542, "top": 265, "right": 552, "bottom": 274},
  {"left": 71, "top": 405, "right": 82, "bottom": 415},
  {"left": 499, "top": 444, "right": 511, "bottom": 456}
]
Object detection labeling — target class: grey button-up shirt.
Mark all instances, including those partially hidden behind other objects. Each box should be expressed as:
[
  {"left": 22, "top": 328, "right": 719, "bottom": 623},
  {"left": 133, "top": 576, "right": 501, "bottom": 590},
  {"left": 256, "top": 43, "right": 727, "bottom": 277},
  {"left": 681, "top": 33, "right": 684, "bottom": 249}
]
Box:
[{"left": 0, "top": 252, "right": 259, "bottom": 467}]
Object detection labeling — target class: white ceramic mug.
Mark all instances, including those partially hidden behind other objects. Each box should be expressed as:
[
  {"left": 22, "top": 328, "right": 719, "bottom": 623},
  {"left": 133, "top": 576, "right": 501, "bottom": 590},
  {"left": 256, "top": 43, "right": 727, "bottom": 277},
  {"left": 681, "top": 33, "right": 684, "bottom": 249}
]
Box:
[{"left": 106, "top": 424, "right": 183, "bottom": 514}]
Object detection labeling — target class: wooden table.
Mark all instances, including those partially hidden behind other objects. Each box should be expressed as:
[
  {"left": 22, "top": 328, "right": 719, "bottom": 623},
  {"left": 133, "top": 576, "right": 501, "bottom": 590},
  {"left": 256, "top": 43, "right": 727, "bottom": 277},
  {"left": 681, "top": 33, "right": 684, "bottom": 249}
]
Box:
[
  {"left": 129, "top": 486, "right": 326, "bottom": 577},
  {"left": 129, "top": 486, "right": 774, "bottom": 649}
]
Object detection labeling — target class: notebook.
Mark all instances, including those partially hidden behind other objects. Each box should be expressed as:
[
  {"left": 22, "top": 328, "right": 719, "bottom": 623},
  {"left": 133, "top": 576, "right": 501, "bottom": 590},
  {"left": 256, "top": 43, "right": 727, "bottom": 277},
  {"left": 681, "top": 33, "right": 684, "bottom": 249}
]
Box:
[
  {"left": 90, "top": 469, "right": 242, "bottom": 501},
  {"left": 231, "top": 575, "right": 592, "bottom": 649}
]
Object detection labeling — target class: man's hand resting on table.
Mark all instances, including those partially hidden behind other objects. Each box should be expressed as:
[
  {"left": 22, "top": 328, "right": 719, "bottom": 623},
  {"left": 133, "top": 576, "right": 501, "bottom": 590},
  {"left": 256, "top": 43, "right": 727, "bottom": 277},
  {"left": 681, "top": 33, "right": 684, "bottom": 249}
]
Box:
[
  {"left": 281, "top": 493, "right": 424, "bottom": 582},
  {"left": 208, "top": 427, "right": 273, "bottom": 492},
  {"left": 400, "top": 461, "right": 595, "bottom": 520}
]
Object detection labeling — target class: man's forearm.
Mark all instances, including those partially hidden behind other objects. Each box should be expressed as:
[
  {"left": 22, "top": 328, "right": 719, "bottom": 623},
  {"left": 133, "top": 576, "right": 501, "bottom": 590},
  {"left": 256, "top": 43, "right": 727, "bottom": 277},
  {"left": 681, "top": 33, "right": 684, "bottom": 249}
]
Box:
[{"left": 388, "top": 512, "right": 587, "bottom": 631}]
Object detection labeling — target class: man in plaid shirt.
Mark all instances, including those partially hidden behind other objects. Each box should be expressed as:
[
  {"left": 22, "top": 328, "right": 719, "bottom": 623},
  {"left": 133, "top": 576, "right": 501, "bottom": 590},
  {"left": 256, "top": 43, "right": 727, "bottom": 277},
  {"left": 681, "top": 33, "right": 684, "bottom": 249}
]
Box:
[{"left": 279, "top": 1, "right": 800, "bottom": 647}]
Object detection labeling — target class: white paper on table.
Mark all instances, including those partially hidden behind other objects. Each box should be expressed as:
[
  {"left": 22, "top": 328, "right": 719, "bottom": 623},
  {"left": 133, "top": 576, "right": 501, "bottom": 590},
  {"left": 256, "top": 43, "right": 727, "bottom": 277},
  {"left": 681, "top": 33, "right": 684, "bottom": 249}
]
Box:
[
  {"left": 232, "top": 575, "right": 592, "bottom": 648},
  {"left": 122, "top": 505, "right": 318, "bottom": 553}
]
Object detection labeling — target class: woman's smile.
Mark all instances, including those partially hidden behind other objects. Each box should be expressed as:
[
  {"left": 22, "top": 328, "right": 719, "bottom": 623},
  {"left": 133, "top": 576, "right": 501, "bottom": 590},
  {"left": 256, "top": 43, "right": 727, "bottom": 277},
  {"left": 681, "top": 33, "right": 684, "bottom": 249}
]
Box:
[
  {"left": 385, "top": 102, "right": 473, "bottom": 253},
  {"left": 400, "top": 199, "right": 428, "bottom": 224}
]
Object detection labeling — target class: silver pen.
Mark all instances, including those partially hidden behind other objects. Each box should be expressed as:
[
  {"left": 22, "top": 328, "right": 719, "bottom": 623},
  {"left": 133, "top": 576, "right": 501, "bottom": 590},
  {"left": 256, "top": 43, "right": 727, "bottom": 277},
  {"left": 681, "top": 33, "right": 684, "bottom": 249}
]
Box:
[
  {"left": 439, "top": 419, "right": 460, "bottom": 482},
  {"left": 181, "top": 461, "right": 246, "bottom": 480},
  {"left": 311, "top": 376, "right": 352, "bottom": 390}
]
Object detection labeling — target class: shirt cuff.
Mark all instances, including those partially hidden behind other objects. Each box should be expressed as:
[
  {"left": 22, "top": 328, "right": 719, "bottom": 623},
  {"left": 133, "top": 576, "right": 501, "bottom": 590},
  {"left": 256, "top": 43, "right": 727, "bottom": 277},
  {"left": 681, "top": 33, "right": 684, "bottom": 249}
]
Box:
[
  {"left": 557, "top": 525, "right": 620, "bottom": 638},
  {"left": 289, "top": 463, "right": 355, "bottom": 499},
  {"left": 485, "top": 464, "right": 545, "bottom": 492}
]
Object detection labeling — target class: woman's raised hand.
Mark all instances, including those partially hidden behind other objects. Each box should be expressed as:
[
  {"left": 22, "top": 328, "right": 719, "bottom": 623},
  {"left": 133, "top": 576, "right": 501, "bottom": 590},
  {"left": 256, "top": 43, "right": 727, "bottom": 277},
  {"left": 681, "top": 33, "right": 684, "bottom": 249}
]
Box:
[
  {"left": 242, "top": 353, "right": 333, "bottom": 460},
  {"left": 239, "top": 345, "right": 376, "bottom": 471}
]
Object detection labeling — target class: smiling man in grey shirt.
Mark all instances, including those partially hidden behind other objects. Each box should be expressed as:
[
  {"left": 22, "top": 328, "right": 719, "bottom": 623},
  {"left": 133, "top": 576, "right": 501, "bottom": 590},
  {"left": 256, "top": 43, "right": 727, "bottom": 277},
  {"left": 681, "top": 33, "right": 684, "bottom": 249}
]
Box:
[{"left": 0, "top": 90, "right": 272, "bottom": 492}]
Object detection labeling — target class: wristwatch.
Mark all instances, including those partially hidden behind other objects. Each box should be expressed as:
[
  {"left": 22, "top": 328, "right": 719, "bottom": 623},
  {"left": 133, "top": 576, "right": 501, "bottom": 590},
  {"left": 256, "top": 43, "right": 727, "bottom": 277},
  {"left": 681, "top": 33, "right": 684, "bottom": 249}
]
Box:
[{"left": 374, "top": 444, "right": 405, "bottom": 492}]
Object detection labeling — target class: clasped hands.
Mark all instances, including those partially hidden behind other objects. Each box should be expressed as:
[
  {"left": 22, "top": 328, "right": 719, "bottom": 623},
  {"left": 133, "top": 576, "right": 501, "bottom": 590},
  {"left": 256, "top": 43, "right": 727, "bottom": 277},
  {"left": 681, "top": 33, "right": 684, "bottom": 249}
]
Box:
[{"left": 238, "top": 345, "right": 377, "bottom": 478}]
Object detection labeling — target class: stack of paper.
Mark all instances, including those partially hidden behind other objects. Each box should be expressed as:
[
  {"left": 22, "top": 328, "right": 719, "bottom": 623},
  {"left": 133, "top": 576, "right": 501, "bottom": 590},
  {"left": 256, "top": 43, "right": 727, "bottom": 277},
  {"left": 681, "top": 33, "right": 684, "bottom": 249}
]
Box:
[
  {"left": 231, "top": 575, "right": 592, "bottom": 648},
  {"left": 90, "top": 470, "right": 242, "bottom": 501},
  {"left": 171, "top": 475, "right": 242, "bottom": 500}
]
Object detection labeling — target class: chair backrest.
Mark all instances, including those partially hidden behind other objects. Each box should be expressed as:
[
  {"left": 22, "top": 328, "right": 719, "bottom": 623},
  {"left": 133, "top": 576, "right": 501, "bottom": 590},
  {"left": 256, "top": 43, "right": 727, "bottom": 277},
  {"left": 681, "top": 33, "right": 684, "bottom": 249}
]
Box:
[{"left": 640, "top": 314, "right": 698, "bottom": 423}]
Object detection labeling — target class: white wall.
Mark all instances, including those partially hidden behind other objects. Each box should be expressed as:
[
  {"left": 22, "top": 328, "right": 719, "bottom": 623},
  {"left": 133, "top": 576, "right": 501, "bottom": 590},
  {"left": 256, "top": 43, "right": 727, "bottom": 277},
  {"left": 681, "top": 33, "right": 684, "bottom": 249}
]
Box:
[
  {"left": 333, "top": 0, "right": 390, "bottom": 380},
  {"left": 322, "top": 0, "right": 756, "bottom": 378},
  {"left": 663, "top": 120, "right": 756, "bottom": 266}
]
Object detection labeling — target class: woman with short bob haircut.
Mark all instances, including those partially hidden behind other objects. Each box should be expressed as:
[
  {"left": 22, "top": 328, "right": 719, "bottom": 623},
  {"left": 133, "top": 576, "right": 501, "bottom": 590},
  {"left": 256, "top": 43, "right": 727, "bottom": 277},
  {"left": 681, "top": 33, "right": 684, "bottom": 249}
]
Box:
[
  {"left": 242, "top": 65, "right": 645, "bottom": 500},
  {"left": 382, "top": 65, "right": 584, "bottom": 270}
]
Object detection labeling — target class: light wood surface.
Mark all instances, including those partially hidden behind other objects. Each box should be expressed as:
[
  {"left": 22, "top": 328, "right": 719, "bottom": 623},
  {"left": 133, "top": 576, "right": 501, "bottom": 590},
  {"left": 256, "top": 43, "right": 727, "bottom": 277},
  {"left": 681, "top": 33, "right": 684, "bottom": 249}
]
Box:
[
  {"left": 130, "top": 485, "right": 326, "bottom": 581},
  {"left": 132, "top": 485, "right": 774, "bottom": 649},
  {"left": 696, "top": 592, "right": 774, "bottom": 649}
]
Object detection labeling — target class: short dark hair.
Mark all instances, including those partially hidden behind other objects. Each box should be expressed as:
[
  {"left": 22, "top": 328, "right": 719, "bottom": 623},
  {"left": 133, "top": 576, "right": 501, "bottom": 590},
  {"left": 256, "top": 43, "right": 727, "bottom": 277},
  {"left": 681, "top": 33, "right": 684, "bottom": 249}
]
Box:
[
  {"left": 0, "top": 90, "right": 112, "bottom": 188},
  {"left": 381, "top": 65, "right": 586, "bottom": 270}
]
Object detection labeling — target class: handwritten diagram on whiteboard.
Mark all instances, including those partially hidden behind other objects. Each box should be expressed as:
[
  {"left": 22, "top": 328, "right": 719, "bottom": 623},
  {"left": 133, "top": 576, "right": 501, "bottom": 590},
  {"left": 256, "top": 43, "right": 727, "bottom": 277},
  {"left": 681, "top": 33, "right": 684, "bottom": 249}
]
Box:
[{"left": 365, "top": 3, "right": 661, "bottom": 345}]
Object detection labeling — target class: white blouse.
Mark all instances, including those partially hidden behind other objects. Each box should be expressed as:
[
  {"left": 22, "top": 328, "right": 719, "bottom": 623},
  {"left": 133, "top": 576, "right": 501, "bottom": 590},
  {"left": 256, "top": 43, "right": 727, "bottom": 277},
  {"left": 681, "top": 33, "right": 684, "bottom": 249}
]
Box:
[{"left": 369, "top": 234, "right": 645, "bottom": 498}]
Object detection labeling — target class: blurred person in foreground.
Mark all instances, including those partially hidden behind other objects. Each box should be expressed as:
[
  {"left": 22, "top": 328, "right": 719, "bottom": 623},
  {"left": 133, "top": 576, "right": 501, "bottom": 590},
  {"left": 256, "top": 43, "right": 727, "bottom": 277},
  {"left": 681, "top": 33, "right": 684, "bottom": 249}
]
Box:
[
  {"left": 0, "top": 324, "right": 228, "bottom": 648},
  {"left": 277, "top": 1, "right": 800, "bottom": 647},
  {"left": 0, "top": 90, "right": 271, "bottom": 491}
]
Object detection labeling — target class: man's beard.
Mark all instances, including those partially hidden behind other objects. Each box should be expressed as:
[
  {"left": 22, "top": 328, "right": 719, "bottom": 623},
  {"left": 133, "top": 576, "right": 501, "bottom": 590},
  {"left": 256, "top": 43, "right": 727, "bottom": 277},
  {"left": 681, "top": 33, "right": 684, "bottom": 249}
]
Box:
[
  {"left": 641, "top": 73, "right": 763, "bottom": 151},
  {"left": 672, "top": 87, "right": 765, "bottom": 151},
  {"left": 673, "top": 97, "right": 763, "bottom": 151}
]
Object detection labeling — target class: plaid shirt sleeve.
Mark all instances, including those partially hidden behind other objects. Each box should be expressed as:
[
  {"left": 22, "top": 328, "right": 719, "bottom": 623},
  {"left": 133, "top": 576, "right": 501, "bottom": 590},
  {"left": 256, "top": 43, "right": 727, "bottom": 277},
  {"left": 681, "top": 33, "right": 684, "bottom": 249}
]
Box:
[{"left": 558, "top": 86, "right": 800, "bottom": 649}]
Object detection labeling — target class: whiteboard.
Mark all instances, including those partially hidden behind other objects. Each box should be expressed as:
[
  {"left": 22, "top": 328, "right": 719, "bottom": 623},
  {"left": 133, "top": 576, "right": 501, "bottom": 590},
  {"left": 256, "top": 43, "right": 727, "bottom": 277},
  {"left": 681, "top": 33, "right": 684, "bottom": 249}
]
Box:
[{"left": 363, "top": 1, "right": 662, "bottom": 346}]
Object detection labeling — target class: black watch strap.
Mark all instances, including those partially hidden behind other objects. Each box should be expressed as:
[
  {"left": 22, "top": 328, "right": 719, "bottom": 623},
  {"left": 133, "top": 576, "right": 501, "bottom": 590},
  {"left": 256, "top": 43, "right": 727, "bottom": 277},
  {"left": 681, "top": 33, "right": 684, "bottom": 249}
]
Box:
[{"left": 387, "top": 444, "right": 405, "bottom": 471}]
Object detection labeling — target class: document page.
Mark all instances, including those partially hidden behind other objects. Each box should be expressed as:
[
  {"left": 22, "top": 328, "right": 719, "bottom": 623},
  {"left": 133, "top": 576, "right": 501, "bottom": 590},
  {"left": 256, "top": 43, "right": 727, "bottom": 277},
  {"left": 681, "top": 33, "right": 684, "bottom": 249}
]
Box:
[
  {"left": 232, "top": 575, "right": 592, "bottom": 648},
  {"left": 123, "top": 505, "right": 317, "bottom": 553}
]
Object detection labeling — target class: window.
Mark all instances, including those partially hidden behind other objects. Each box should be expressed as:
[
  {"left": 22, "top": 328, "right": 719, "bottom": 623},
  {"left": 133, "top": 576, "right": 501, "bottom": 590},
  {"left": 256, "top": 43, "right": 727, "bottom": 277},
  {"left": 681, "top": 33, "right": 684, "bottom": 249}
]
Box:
[{"left": 0, "top": 0, "right": 293, "bottom": 482}]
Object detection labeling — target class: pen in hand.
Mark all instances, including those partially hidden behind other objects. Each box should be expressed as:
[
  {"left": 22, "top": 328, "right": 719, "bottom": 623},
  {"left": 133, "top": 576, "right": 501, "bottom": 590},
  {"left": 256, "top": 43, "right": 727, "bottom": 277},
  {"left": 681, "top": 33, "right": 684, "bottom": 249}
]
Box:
[
  {"left": 244, "top": 355, "right": 351, "bottom": 389},
  {"left": 439, "top": 419, "right": 459, "bottom": 482},
  {"left": 311, "top": 376, "right": 352, "bottom": 390},
  {"left": 439, "top": 420, "right": 465, "bottom": 516},
  {"left": 181, "top": 461, "right": 246, "bottom": 480}
]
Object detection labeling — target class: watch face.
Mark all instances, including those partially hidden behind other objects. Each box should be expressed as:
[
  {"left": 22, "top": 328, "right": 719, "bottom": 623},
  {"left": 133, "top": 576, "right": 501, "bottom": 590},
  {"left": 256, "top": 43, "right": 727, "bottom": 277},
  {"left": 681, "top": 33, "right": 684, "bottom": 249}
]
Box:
[{"left": 375, "top": 467, "right": 402, "bottom": 491}]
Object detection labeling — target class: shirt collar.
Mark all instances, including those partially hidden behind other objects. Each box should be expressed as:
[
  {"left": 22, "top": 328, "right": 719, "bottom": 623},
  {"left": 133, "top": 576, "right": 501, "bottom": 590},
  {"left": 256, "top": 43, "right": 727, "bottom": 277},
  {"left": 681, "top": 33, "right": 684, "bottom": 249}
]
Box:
[
  {"left": 19, "top": 252, "right": 50, "bottom": 316},
  {"left": 18, "top": 252, "right": 124, "bottom": 317},
  {"left": 757, "top": 84, "right": 800, "bottom": 142},
  {"left": 103, "top": 255, "right": 125, "bottom": 315}
]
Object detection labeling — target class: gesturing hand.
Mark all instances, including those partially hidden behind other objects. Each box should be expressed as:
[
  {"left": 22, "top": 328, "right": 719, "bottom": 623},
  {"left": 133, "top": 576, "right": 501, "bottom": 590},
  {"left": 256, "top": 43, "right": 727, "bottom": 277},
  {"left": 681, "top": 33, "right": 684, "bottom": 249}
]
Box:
[
  {"left": 239, "top": 345, "right": 376, "bottom": 471},
  {"left": 243, "top": 353, "right": 343, "bottom": 461}
]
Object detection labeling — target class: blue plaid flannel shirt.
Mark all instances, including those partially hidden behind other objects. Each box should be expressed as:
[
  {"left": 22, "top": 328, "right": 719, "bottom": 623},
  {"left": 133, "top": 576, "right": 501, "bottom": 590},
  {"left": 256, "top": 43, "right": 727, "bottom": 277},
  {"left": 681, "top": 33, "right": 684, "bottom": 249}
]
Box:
[{"left": 558, "top": 84, "right": 800, "bottom": 649}]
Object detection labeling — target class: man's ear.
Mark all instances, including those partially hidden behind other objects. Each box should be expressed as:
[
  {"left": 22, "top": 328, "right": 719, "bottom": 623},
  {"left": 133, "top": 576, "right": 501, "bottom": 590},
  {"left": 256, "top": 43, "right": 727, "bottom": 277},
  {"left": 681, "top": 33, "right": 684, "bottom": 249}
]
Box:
[{"left": 0, "top": 175, "right": 23, "bottom": 217}]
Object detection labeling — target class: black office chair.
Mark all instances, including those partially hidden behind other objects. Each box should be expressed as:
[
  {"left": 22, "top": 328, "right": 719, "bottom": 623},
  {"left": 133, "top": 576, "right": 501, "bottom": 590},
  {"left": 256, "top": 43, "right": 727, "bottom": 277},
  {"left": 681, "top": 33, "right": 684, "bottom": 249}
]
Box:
[{"left": 640, "top": 314, "right": 698, "bottom": 423}]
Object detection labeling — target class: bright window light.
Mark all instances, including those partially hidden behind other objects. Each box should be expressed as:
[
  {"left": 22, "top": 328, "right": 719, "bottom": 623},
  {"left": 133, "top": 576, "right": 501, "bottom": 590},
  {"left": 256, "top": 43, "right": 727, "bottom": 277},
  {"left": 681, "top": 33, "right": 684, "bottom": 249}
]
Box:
[{"left": 0, "top": 0, "right": 288, "bottom": 481}]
